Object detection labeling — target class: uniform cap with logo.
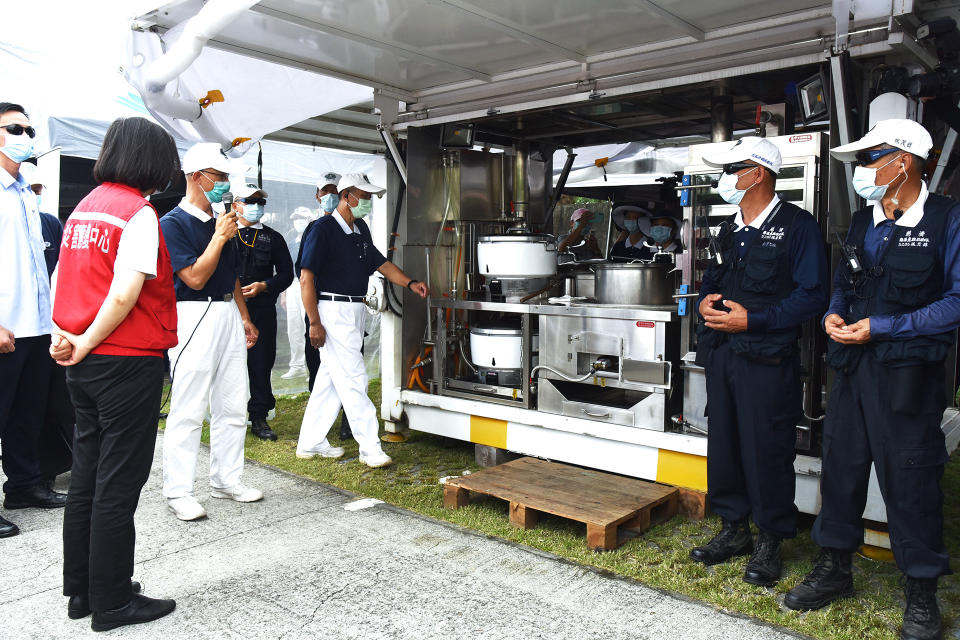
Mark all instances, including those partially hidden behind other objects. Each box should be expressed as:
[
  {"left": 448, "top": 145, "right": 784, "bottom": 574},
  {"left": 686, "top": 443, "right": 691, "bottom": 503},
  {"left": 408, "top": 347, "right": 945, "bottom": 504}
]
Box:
[
  {"left": 316, "top": 171, "right": 342, "bottom": 190},
  {"left": 701, "top": 136, "right": 783, "bottom": 173},
  {"left": 829, "top": 118, "right": 933, "bottom": 161},
  {"left": 337, "top": 172, "right": 386, "bottom": 196},
  {"left": 181, "top": 142, "right": 236, "bottom": 174},
  {"left": 230, "top": 182, "right": 268, "bottom": 199}
]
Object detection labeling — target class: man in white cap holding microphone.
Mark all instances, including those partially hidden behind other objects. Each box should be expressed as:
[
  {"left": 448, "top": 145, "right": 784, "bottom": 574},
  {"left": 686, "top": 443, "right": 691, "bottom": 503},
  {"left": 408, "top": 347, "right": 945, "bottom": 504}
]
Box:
[
  {"left": 786, "top": 120, "right": 960, "bottom": 640},
  {"left": 690, "top": 136, "right": 829, "bottom": 587},
  {"left": 159, "top": 143, "right": 262, "bottom": 521},
  {"left": 296, "top": 173, "right": 428, "bottom": 468}
]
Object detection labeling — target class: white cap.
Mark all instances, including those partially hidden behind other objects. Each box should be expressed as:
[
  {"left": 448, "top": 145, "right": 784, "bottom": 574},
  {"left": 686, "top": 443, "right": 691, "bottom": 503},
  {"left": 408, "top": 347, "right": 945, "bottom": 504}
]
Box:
[
  {"left": 182, "top": 142, "right": 235, "bottom": 174},
  {"left": 316, "top": 171, "right": 342, "bottom": 190},
  {"left": 337, "top": 172, "right": 385, "bottom": 196},
  {"left": 19, "top": 162, "right": 43, "bottom": 187},
  {"left": 231, "top": 182, "right": 268, "bottom": 199},
  {"left": 702, "top": 136, "right": 782, "bottom": 173},
  {"left": 830, "top": 118, "right": 933, "bottom": 161}
]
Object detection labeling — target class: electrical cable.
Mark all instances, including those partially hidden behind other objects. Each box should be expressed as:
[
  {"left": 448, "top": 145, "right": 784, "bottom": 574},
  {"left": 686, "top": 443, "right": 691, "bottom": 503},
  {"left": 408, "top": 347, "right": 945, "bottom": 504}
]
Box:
[
  {"left": 529, "top": 364, "right": 597, "bottom": 383},
  {"left": 385, "top": 180, "right": 407, "bottom": 315}
]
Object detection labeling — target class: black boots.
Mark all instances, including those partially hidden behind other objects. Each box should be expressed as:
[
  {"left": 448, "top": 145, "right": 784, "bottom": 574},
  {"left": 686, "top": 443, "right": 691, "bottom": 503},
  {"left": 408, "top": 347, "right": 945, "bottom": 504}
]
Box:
[
  {"left": 743, "top": 530, "right": 782, "bottom": 587},
  {"left": 68, "top": 581, "right": 142, "bottom": 619},
  {"left": 901, "top": 578, "right": 941, "bottom": 640},
  {"left": 784, "top": 548, "right": 854, "bottom": 610},
  {"left": 250, "top": 417, "right": 278, "bottom": 441},
  {"left": 690, "top": 518, "right": 753, "bottom": 566}
]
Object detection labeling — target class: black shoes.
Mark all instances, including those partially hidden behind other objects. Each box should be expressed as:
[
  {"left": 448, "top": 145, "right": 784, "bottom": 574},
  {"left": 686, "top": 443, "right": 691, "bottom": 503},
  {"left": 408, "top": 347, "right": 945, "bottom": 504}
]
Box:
[
  {"left": 68, "top": 581, "right": 142, "bottom": 619},
  {"left": 0, "top": 513, "right": 19, "bottom": 538},
  {"left": 743, "top": 530, "right": 782, "bottom": 587},
  {"left": 901, "top": 578, "right": 942, "bottom": 640},
  {"left": 784, "top": 548, "right": 854, "bottom": 610},
  {"left": 4, "top": 484, "right": 68, "bottom": 509},
  {"left": 250, "top": 417, "right": 278, "bottom": 441},
  {"left": 90, "top": 593, "right": 176, "bottom": 632},
  {"left": 690, "top": 518, "right": 753, "bottom": 566}
]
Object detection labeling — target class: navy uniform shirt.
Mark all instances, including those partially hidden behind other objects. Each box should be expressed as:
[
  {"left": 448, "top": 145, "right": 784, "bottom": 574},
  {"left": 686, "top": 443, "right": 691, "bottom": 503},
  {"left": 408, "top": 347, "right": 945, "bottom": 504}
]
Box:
[
  {"left": 39, "top": 212, "right": 62, "bottom": 279},
  {"left": 699, "top": 195, "right": 829, "bottom": 332},
  {"left": 235, "top": 222, "right": 294, "bottom": 308},
  {"left": 160, "top": 201, "right": 238, "bottom": 301},
  {"left": 826, "top": 182, "right": 960, "bottom": 339},
  {"left": 299, "top": 212, "right": 387, "bottom": 297}
]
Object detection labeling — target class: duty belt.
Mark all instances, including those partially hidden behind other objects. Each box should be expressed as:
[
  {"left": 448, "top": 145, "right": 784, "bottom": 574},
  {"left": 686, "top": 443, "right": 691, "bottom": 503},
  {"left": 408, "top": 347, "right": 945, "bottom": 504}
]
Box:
[{"left": 318, "top": 294, "right": 365, "bottom": 303}]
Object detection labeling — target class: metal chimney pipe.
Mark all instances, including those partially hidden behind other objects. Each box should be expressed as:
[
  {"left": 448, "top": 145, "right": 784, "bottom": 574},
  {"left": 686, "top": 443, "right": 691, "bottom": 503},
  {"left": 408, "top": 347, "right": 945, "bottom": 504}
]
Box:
[
  {"left": 710, "top": 83, "right": 733, "bottom": 143},
  {"left": 512, "top": 143, "right": 529, "bottom": 228}
]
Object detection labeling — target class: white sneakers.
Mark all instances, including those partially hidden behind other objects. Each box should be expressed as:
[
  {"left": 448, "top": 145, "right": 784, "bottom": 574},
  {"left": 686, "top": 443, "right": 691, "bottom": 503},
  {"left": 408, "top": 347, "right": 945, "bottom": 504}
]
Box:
[
  {"left": 211, "top": 484, "right": 264, "bottom": 503},
  {"left": 168, "top": 484, "right": 264, "bottom": 520},
  {"left": 280, "top": 366, "right": 307, "bottom": 379},
  {"left": 359, "top": 452, "right": 393, "bottom": 468},
  {"left": 296, "top": 442, "right": 345, "bottom": 459},
  {"left": 167, "top": 496, "right": 207, "bottom": 521}
]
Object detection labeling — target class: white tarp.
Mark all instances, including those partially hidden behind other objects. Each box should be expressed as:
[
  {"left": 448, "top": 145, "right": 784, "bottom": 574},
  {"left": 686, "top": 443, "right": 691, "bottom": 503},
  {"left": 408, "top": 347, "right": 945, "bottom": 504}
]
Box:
[{"left": 124, "top": 21, "right": 373, "bottom": 154}]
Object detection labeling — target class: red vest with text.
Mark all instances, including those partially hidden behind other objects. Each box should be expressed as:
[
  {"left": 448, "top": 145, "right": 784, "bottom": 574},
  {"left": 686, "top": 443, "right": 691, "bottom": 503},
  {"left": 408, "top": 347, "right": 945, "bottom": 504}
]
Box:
[{"left": 53, "top": 182, "right": 178, "bottom": 357}]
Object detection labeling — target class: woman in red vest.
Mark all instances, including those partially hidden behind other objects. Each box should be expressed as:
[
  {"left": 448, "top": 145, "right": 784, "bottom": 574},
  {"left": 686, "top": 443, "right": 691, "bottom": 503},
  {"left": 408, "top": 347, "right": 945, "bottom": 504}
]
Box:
[{"left": 50, "top": 117, "right": 179, "bottom": 632}]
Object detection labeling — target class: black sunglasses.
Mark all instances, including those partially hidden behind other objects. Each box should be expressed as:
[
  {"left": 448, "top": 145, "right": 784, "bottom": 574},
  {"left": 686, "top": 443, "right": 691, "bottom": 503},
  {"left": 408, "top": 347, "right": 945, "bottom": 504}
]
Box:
[
  {"left": 722, "top": 162, "right": 759, "bottom": 175},
  {"left": 854, "top": 147, "right": 902, "bottom": 167},
  {"left": 2, "top": 124, "right": 36, "bottom": 139},
  {"left": 239, "top": 196, "right": 266, "bottom": 206}
]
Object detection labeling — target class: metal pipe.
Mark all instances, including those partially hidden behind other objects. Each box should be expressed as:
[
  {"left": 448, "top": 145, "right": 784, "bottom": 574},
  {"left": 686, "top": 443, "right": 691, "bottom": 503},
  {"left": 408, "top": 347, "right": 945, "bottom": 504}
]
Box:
[
  {"left": 513, "top": 143, "right": 529, "bottom": 227},
  {"left": 378, "top": 125, "right": 407, "bottom": 185},
  {"left": 710, "top": 82, "right": 733, "bottom": 142},
  {"left": 529, "top": 364, "right": 596, "bottom": 383},
  {"left": 425, "top": 247, "right": 433, "bottom": 340},
  {"left": 543, "top": 148, "right": 576, "bottom": 232}
]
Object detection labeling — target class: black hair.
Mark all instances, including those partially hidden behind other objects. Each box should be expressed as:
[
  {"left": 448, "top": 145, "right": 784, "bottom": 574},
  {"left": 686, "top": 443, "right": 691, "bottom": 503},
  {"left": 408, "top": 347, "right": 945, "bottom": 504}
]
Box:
[
  {"left": 339, "top": 188, "right": 352, "bottom": 201},
  {"left": 0, "top": 102, "right": 28, "bottom": 118},
  {"left": 93, "top": 117, "right": 180, "bottom": 193}
]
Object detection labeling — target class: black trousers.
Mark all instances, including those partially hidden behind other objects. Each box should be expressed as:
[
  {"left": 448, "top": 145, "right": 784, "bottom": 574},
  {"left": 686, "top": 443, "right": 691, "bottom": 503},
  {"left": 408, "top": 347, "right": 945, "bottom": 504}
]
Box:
[
  {"left": 246, "top": 304, "right": 277, "bottom": 419},
  {"left": 0, "top": 335, "right": 50, "bottom": 493},
  {"left": 812, "top": 350, "right": 950, "bottom": 578},
  {"left": 304, "top": 313, "right": 320, "bottom": 391},
  {"left": 62, "top": 355, "right": 163, "bottom": 611},
  {"left": 704, "top": 341, "right": 801, "bottom": 538}
]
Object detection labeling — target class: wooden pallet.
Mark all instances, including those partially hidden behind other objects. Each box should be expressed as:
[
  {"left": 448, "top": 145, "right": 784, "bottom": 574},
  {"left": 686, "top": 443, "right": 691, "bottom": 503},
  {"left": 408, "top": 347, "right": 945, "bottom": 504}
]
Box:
[{"left": 443, "top": 457, "right": 678, "bottom": 551}]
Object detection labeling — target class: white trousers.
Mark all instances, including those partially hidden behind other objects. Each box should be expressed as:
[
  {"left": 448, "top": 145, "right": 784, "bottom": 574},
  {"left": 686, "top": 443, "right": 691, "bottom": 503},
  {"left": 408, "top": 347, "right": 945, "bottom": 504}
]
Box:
[
  {"left": 163, "top": 301, "right": 250, "bottom": 498},
  {"left": 297, "top": 300, "right": 384, "bottom": 458},
  {"left": 285, "top": 281, "right": 306, "bottom": 370}
]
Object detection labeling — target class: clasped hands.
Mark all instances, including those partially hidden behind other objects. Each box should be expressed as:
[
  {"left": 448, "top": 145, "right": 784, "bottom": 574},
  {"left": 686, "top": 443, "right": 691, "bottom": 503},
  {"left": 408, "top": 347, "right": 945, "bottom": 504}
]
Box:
[
  {"left": 824, "top": 313, "right": 871, "bottom": 344},
  {"left": 698, "top": 293, "right": 748, "bottom": 333}
]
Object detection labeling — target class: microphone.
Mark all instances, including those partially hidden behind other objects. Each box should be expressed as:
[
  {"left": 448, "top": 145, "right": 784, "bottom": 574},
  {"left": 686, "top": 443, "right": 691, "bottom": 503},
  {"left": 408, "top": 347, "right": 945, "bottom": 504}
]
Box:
[{"left": 221, "top": 191, "right": 239, "bottom": 251}]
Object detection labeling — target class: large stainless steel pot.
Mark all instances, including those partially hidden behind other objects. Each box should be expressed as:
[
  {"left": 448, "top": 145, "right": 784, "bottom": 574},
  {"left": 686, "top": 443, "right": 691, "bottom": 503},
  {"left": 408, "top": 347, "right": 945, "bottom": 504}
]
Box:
[
  {"left": 593, "top": 263, "right": 675, "bottom": 305},
  {"left": 476, "top": 234, "right": 557, "bottom": 279}
]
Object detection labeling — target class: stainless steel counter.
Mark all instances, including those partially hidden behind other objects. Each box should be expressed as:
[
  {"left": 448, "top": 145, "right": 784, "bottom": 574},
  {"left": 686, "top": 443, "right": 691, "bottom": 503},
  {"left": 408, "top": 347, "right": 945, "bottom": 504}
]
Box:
[{"left": 432, "top": 298, "right": 677, "bottom": 322}]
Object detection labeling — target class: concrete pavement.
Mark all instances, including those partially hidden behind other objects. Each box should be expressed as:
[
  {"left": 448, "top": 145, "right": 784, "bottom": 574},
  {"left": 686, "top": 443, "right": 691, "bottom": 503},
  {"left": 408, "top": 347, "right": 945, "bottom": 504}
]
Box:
[{"left": 0, "top": 433, "right": 804, "bottom": 639}]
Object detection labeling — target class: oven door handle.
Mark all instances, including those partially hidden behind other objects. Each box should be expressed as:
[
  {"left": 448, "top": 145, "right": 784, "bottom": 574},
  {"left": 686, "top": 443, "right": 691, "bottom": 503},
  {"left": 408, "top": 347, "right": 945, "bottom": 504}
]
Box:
[{"left": 582, "top": 408, "right": 611, "bottom": 419}]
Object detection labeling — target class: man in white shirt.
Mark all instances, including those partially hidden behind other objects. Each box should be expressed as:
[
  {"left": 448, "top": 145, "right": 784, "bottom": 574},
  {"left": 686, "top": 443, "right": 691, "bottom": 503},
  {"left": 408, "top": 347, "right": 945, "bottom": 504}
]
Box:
[{"left": 0, "top": 102, "right": 68, "bottom": 538}]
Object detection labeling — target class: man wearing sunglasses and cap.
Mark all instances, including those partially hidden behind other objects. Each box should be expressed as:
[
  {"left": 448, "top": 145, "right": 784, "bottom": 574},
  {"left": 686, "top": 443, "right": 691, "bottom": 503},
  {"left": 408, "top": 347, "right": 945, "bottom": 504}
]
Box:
[
  {"left": 0, "top": 102, "right": 69, "bottom": 538},
  {"left": 296, "top": 173, "right": 428, "bottom": 468},
  {"left": 691, "top": 137, "right": 829, "bottom": 587},
  {"left": 785, "top": 120, "right": 960, "bottom": 640},
  {"left": 233, "top": 182, "right": 294, "bottom": 442}
]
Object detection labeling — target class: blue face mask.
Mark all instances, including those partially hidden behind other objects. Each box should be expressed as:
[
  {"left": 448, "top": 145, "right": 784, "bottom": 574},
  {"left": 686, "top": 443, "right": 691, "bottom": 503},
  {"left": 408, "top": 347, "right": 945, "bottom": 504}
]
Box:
[
  {"left": 320, "top": 193, "right": 338, "bottom": 213},
  {"left": 2, "top": 132, "right": 35, "bottom": 163},
  {"left": 717, "top": 167, "right": 758, "bottom": 205},
  {"left": 649, "top": 225, "right": 673, "bottom": 244},
  {"left": 852, "top": 154, "right": 903, "bottom": 202},
  {"left": 201, "top": 175, "right": 230, "bottom": 204},
  {"left": 623, "top": 219, "right": 639, "bottom": 233},
  {"left": 241, "top": 204, "right": 263, "bottom": 223}
]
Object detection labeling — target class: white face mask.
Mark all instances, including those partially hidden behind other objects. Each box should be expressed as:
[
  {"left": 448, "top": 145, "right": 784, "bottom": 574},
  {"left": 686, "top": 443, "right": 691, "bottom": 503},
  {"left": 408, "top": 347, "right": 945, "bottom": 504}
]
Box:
[
  {"left": 716, "top": 167, "right": 758, "bottom": 206},
  {"left": 293, "top": 219, "right": 309, "bottom": 233}
]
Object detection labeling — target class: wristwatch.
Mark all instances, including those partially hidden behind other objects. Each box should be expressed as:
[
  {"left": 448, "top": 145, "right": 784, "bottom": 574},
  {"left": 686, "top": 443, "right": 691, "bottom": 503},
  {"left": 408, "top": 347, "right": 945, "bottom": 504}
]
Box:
[{"left": 407, "top": 279, "right": 420, "bottom": 290}]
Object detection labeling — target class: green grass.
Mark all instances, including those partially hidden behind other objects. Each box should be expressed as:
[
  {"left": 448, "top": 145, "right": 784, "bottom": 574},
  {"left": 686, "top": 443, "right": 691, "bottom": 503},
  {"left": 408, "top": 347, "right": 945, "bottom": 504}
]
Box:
[{"left": 168, "top": 380, "right": 960, "bottom": 640}]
